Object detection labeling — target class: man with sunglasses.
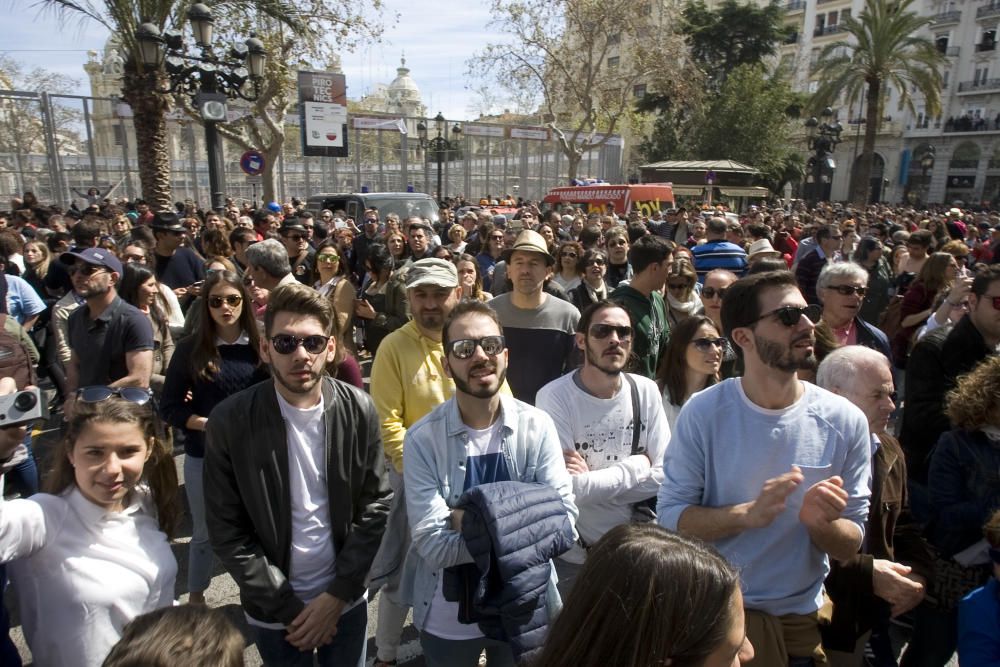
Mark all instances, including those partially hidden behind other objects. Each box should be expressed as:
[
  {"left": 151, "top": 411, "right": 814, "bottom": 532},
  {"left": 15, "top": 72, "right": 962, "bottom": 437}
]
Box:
[
  {"left": 351, "top": 209, "right": 382, "bottom": 278},
  {"left": 205, "top": 284, "right": 391, "bottom": 667},
  {"left": 62, "top": 248, "right": 154, "bottom": 420},
  {"left": 279, "top": 218, "right": 316, "bottom": 286},
  {"left": 229, "top": 227, "right": 257, "bottom": 276},
  {"left": 150, "top": 211, "right": 205, "bottom": 298},
  {"left": 536, "top": 301, "right": 668, "bottom": 595},
  {"left": 658, "top": 270, "right": 872, "bottom": 667},
  {"left": 399, "top": 300, "right": 576, "bottom": 666},
  {"left": 901, "top": 264, "right": 1000, "bottom": 487}
]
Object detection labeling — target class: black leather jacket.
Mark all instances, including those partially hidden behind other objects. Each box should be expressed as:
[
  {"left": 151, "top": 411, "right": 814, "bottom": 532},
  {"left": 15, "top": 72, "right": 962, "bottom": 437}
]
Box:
[{"left": 204, "top": 377, "right": 392, "bottom": 625}]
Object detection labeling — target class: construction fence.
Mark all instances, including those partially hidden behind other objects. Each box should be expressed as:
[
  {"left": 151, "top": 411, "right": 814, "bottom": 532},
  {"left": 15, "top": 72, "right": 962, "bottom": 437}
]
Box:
[{"left": 0, "top": 89, "right": 624, "bottom": 208}]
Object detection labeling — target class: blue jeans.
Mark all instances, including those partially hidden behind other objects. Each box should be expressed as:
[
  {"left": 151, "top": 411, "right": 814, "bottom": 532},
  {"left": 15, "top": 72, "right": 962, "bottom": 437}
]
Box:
[
  {"left": 255, "top": 600, "right": 367, "bottom": 667},
  {"left": 419, "top": 631, "right": 516, "bottom": 667},
  {"left": 183, "top": 454, "right": 213, "bottom": 593}
]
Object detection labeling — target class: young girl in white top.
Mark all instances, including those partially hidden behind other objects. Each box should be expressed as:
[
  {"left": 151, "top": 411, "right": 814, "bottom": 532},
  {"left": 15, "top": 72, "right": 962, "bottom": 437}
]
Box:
[
  {"left": 0, "top": 386, "right": 179, "bottom": 667},
  {"left": 656, "top": 315, "right": 723, "bottom": 434}
]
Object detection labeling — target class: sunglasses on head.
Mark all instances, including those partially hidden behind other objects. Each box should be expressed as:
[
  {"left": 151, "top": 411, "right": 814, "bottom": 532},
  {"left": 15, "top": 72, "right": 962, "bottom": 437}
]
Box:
[
  {"left": 691, "top": 337, "right": 727, "bottom": 352},
  {"left": 448, "top": 335, "right": 506, "bottom": 360},
  {"left": 827, "top": 285, "right": 867, "bottom": 296},
  {"left": 76, "top": 385, "right": 153, "bottom": 406},
  {"left": 270, "top": 334, "right": 330, "bottom": 355},
  {"left": 589, "top": 324, "right": 632, "bottom": 340},
  {"left": 208, "top": 294, "right": 242, "bottom": 309},
  {"left": 751, "top": 303, "right": 823, "bottom": 327},
  {"left": 701, "top": 286, "right": 728, "bottom": 299}
]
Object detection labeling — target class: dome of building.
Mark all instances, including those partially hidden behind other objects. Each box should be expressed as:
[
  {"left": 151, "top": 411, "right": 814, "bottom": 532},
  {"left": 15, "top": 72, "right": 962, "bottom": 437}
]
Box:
[{"left": 387, "top": 56, "right": 420, "bottom": 102}]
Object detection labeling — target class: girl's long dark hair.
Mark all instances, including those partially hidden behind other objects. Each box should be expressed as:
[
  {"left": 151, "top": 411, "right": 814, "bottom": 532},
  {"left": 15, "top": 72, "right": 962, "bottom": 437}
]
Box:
[
  {"left": 189, "top": 271, "right": 261, "bottom": 382},
  {"left": 656, "top": 315, "right": 720, "bottom": 406},
  {"left": 119, "top": 264, "right": 170, "bottom": 341}
]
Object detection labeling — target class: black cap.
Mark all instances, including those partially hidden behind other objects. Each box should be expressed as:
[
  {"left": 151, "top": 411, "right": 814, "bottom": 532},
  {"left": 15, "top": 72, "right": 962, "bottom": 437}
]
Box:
[{"left": 150, "top": 210, "right": 184, "bottom": 231}]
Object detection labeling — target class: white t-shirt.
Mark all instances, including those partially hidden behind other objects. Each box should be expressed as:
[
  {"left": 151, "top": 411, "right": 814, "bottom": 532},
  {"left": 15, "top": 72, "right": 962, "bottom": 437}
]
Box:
[
  {"left": 536, "top": 371, "right": 669, "bottom": 550},
  {"left": 422, "top": 420, "right": 506, "bottom": 640}
]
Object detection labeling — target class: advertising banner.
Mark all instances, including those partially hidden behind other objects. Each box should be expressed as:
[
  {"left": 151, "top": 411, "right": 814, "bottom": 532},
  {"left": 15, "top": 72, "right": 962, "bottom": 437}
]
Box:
[{"left": 297, "top": 70, "right": 349, "bottom": 157}]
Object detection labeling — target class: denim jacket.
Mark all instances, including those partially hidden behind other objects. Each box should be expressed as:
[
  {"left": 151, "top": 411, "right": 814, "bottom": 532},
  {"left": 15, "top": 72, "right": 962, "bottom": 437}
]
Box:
[{"left": 399, "top": 394, "right": 578, "bottom": 632}]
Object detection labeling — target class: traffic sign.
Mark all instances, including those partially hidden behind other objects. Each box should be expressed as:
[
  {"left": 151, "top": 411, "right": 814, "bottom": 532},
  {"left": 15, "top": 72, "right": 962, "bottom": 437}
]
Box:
[{"left": 240, "top": 150, "right": 265, "bottom": 176}]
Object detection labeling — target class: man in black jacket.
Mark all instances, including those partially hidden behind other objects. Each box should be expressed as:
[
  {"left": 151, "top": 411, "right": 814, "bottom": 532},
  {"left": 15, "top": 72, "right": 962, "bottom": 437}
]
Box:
[
  {"left": 901, "top": 264, "right": 1000, "bottom": 486},
  {"left": 205, "top": 283, "right": 392, "bottom": 667}
]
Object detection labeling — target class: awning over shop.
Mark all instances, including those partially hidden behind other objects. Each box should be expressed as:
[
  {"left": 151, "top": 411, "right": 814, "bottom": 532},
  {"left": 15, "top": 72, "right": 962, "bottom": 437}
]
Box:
[
  {"left": 719, "top": 186, "right": 771, "bottom": 198},
  {"left": 672, "top": 186, "right": 707, "bottom": 196}
]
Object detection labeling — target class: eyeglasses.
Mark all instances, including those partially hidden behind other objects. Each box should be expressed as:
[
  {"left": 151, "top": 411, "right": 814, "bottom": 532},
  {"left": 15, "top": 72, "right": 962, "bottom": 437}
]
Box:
[
  {"left": 76, "top": 385, "right": 152, "bottom": 406},
  {"left": 208, "top": 295, "right": 243, "bottom": 309},
  {"left": 270, "top": 334, "right": 330, "bottom": 355},
  {"left": 750, "top": 303, "right": 823, "bottom": 327},
  {"left": 69, "top": 263, "right": 106, "bottom": 277},
  {"left": 691, "top": 337, "right": 727, "bottom": 352},
  {"left": 589, "top": 324, "right": 632, "bottom": 340},
  {"left": 448, "top": 335, "right": 506, "bottom": 359},
  {"left": 562, "top": 252, "right": 578, "bottom": 259},
  {"left": 284, "top": 234, "right": 306, "bottom": 242},
  {"left": 667, "top": 283, "right": 691, "bottom": 291},
  {"left": 317, "top": 253, "right": 339, "bottom": 262},
  {"left": 701, "top": 287, "right": 728, "bottom": 299},
  {"left": 490, "top": 235, "right": 505, "bottom": 241},
  {"left": 827, "top": 285, "right": 867, "bottom": 296}
]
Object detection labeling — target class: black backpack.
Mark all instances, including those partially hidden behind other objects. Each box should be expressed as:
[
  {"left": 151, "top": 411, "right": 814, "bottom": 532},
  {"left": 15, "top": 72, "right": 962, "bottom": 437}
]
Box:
[{"left": 0, "top": 314, "right": 37, "bottom": 389}]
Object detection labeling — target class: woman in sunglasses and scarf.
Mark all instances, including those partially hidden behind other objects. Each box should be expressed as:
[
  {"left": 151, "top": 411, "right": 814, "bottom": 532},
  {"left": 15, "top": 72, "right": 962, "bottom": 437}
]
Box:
[
  {"left": 0, "top": 380, "right": 179, "bottom": 667},
  {"left": 655, "top": 315, "right": 724, "bottom": 433},
  {"left": 161, "top": 270, "right": 269, "bottom": 606}
]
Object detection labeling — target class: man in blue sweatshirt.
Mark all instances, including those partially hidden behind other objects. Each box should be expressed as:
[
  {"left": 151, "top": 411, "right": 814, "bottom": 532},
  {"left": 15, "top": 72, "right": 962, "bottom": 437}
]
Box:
[{"left": 658, "top": 270, "right": 871, "bottom": 667}]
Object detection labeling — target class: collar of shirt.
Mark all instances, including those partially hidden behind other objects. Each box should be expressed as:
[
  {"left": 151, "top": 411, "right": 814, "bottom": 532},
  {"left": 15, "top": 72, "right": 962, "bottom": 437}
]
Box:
[{"left": 216, "top": 332, "right": 250, "bottom": 346}]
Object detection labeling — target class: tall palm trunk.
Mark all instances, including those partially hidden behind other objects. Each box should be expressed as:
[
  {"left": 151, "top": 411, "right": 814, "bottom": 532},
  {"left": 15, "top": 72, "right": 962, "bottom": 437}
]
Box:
[
  {"left": 852, "top": 78, "right": 881, "bottom": 205},
  {"left": 122, "top": 65, "right": 172, "bottom": 210}
]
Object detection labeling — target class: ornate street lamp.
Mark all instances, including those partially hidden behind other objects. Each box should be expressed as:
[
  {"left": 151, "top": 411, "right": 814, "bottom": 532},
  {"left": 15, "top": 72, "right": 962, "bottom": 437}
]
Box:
[
  {"left": 803, "top": 107, "right": 843, "bottom": 205},
  {"left": 417, "top": 112, "right": 462, "bottom": 201},
  {"left": 136, "top": 4, "right": 267, "bottom": 211},
  {"left": 920, "top": 147, "right": 936, "bottom": 204}
]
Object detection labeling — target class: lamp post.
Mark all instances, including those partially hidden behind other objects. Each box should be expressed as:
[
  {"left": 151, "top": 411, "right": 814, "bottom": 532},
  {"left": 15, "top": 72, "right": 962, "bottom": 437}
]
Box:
[
  {"left": 803, "top": 107, "right": 843, "bottom": 205},
  {"left": 920, "top": 146, "right": 936, "bottom": 205},
  {"left": 417, "top": 112, "right": 462, "bottom": 201},
  {"left": 136, "top": 3, "right": 267, "bottom": 212}
]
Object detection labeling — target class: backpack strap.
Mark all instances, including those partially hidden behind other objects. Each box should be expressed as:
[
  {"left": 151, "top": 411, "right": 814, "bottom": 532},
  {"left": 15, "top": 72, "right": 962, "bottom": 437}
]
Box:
[{"left": 624, "top": 373, "right": 642, "bottom": 456}]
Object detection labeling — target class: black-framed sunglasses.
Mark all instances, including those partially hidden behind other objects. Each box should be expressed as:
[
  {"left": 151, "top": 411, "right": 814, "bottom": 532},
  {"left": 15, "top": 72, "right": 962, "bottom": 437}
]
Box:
[
  {"left": 701, "top": 287, "right": 728, "bottom": 299},
  {"left": 586, "top": 259, "right": 606, "bottom": 267},
  {"left": 589, "top": 324, "right": 632, "bottom": 340},
  {"left": 448, "top": 335, "right": 506, "bottom": 360},
  {"left": 76, "top": 386, "right": 153, "bottom": 406},
  {"left": 828, "top": 285, "right": 867, "bottom": 297},
  {"left": 750, "top": 303, "right": 822, "bottom": 327},
  {"left": 270, "top": 334, "right": 330, "bottom": 355},
  {"left": 691, "top": 337, "right": 727, "bottom": 352},
  {"left": 69, "top": 263, "right": 106, "bottom": 277},
  {"left": 667, "top": 283, "right": 691, "bottom": 291},
  {"left": 208, "top": 295, "right": 243, "bottom": 309}
]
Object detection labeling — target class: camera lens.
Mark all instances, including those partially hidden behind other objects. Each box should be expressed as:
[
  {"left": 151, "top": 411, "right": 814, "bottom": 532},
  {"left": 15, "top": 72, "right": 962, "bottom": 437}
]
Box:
[{"left": 14, "top": 391, "right": 36, "bottom": 412}]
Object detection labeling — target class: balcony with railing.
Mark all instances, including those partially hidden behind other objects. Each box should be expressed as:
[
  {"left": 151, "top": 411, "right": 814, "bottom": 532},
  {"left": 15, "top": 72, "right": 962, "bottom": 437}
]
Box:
[
  {"left": 958, "top": 77, "right": 1000, "bottom": 93},
  {"left": 814, "top": 24, "right": 844, "bottom": 37},
  {"left": 978, "top": 3, "right": 1000, "bottom": 20},
  {"left": 785, "top": 0, "right": 805, "bottom": 11},
  {"left": 949, "top": 159, "right": 980, "bottom": 168},
  {"left": 976, "top": 41, "right": 997, "bottom": 51},
  {"left": 947, "top": 45, "right": 961, "bottom": 56},
  {"left": 944, "top": 114, "right": 1000, "bottom": 132},
  {"left": 932, "top": 10, "right": 962, "bottom": 24}
]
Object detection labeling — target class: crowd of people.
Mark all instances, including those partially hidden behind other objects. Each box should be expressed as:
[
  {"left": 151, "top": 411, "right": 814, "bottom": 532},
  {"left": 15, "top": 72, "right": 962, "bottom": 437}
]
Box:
[{"left": 0, "top": 191, "right": 999, "bottom": 666}]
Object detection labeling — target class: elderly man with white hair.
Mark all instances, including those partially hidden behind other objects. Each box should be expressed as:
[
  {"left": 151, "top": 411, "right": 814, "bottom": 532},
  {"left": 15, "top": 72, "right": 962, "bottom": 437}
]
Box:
[
  {"left": 816, "top": 346, "right": 932, "bottom": 666},
  {"left": 817, "top": 262, "right": 892, "bottom": 360}
]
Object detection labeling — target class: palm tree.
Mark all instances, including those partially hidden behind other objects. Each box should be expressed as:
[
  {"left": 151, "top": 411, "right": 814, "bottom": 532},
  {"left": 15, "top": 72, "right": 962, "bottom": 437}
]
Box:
[
  {"left": 39, "top": 1, "right": 304, "bottom": 210},
  {"left": 811, "top": 0, "right": 946, "bottom": 205}
]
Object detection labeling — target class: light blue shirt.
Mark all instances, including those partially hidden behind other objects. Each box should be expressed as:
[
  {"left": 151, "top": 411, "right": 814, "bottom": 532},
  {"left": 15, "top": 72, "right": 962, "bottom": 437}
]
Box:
[
  {"left": 657, "top": 378, "right": 871, "bottom": 616},
  {"left": 4, "top": 274, "right": 45, "bottom": 325}
]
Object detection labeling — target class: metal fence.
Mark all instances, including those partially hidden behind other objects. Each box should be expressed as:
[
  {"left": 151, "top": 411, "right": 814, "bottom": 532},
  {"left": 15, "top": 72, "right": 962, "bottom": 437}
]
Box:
[{"left": 0, "top": 90, "right": 624, "bottom": 208}]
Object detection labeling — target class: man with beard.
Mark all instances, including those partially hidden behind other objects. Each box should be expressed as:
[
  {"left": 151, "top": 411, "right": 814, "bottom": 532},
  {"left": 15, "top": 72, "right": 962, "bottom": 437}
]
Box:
[
  {"left": 536, "top": 300, "right": 668, "bottom": 594},
  {"left": 657, "top": 270, "right": 871, "bottom": 667},
  {"left": 63, "top": 247, "right": 154, "bottom": 419},
  {"left": 399, "top": 300, "right": 576, "bottom": 666},
  {"left": 205, "top": 283, "right": 391, "bottom": 667}
]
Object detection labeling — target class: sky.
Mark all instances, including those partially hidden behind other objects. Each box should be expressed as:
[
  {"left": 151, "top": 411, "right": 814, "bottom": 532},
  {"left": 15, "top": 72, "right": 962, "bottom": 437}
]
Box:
[{"left": 0, "top": 0, "right": 502, "bottom": 121}]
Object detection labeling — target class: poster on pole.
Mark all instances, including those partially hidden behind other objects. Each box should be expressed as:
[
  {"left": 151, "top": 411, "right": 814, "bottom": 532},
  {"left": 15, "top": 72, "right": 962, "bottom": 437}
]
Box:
[{"left": 297, "top": 70, "right": 349, "bottom": 157}]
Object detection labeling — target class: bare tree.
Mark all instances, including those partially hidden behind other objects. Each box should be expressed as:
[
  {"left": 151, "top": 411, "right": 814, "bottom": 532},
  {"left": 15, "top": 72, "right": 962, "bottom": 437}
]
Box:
[{"left": 470, "top": 0, "right": 692, "bottom": 182}]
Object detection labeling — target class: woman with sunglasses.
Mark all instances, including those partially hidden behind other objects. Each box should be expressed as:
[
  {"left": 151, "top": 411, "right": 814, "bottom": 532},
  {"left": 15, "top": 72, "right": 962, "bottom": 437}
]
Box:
[
  {"left": 0, "top": 386, "right": 179, "bottom": 667},
  {"left": 552, "top": 240, "right": 584, "bottom": 292},
  {"left": 816, "top": 262, "right": 891, "bottom": 358},
  {"left": 456, "top": 253, "right": 492, "bottom": 302},
  {"left": 568, "top": 248, "right": 609, "bottom": 312},
  {"left": 314, "top": 239, "right": 355, "bottom": 354},
  {"left": 161, "top": 271, "right": 268, "bottom": 606},
  {"left": 119, "top": 264, "right": 175, "bottom": 396},
  {"left": 664, "top": 261, "right": 703, "bottom": 329},
  {"left": 475, "top": 223, "right": 505, "bottom": 293},
  {"left": 656, "top": 315, "right": 723, "bottom": 433},
  {"left": 699, "top": 269, "right": 740, "bottom": 378}
]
